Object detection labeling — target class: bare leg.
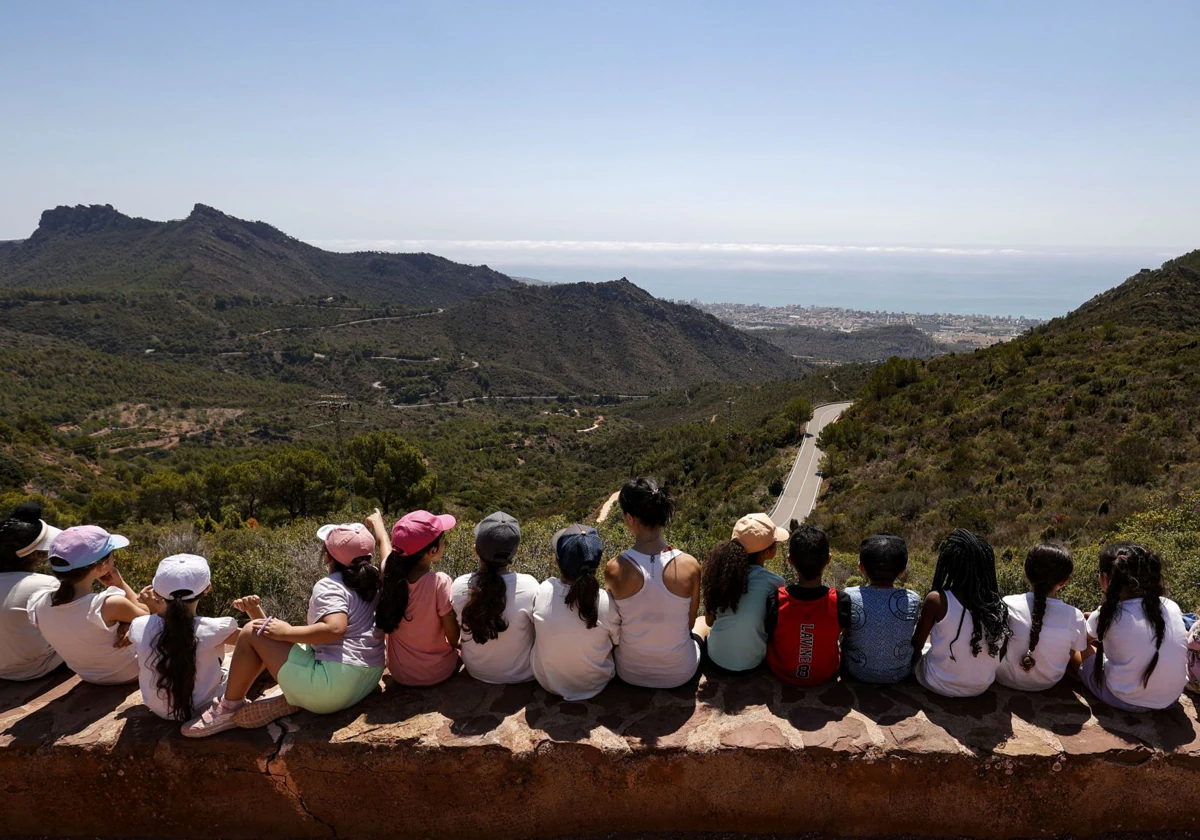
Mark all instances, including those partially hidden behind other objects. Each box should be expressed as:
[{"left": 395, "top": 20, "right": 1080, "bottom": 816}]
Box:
[
  {"left": 692, "top": 616, "right": 711, "bottom": 641},
  {"left": 224, "top": 624, "right": 295, "bottom": 702}
]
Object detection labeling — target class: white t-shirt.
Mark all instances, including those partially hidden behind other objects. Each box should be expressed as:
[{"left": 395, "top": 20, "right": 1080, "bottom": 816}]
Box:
[
  {"left": 1086, "top": 596, "right": 1188, "bottom": 710},
  {"left": 531, "top": 578, "right": 621, "bottom": 701},
  {"left": 451, "top": 571, "right": 538, "bottom": 684},
  {"left": 914, "top": 590, "right": 1001, "bottom": 698},
  {"left": 27, "top": 586, "right": 139, "bottom": 685},
  {"left": 308, "top": 573, "right": 385, "bottom": 668},
  {"left": 0, "top": 572, "right": 63, "bottom": 680},
  {"left": 996, "top": 593, "right": 1088, "bottom": 691},
  {"left": 129, "top": 614, "right": 238, "bottom": 719}
]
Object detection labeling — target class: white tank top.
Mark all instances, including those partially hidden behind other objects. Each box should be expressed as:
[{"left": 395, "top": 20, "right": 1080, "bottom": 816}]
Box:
[
  {"left": 914, "top": 590, "right": 1000, "bottom": 698},
  {"left": 612, "top": 548, "right": 700, "bottom": 688}
]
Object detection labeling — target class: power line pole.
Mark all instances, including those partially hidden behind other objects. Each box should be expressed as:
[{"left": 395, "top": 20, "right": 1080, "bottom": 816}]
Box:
[{"left": 310, "top": 396, "right": 362, "bottom": 514}]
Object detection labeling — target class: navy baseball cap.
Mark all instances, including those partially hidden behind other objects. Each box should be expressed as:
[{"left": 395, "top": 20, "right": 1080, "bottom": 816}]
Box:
[{"left": 552, "top": 524, "right": 603, "bottom": 579}]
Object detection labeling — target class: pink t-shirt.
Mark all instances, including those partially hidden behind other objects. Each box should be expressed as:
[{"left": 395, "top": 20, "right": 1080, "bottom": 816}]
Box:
[{"left": 385, "top": 570, "right": 459, "bottom": 686}]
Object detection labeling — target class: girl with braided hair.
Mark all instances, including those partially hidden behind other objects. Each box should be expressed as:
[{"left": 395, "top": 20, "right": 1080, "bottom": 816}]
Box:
[
  {"left": 912, "top": 529, "right": 1012, "bottom": 697},
  {"left": 996, "top": 544, "right": 1087, "bottom": 691},
  {"left": 1077, "top": 544, "right": 1187, "bottom": 711}
]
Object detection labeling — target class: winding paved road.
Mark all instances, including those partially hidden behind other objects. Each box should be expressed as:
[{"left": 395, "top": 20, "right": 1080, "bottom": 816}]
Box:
[{"left": 770, "top": 401, "right": 854, "bottom": 526}]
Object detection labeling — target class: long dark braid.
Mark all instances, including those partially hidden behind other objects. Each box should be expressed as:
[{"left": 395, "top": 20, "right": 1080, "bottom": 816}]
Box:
[
  {"left": 1020, "top": 544, "right": 1074, "bottom": 671},
  {"left": 930, "top": 529, "right": 1012, "bottom": 659},
  {"left": 1094, "top": 544, "right": 1167, "bottom": 689}
]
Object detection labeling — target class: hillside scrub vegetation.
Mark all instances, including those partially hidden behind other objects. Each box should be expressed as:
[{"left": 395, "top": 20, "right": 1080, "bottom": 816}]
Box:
[{"left": 810, "top": 253, "right": 1200, "bottom": 596}]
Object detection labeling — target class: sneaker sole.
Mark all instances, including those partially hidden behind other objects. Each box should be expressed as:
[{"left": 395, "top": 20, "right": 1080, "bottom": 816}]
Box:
[{"left": 234, "top": 694, "right": 301, "bottom": 729}]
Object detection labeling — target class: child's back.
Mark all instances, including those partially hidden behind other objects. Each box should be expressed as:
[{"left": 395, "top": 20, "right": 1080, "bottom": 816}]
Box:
[
  {"left": 765, "top": 582, "right": 849, "bottom": 685},
  {"left": 0, "top": 571, "right": 62, "bottom": 680},
  {"left": 452, "top": 570, "right": 538, "bottom": 684},
  {"left": 130, "top": 612, "right": 236, "bottom": 719},
  {"left": 915, "top": 590, "right": 1000, "bottom": 697},
  {"left": 996, "top": 592, "right": 1086, "bottom": 691},
  {"left": 386, "top": 570, "right": 459, "bottom": 686},
  {"left": 1087, "top": 595, "right": 1187, "bottom": 709},
  {"left": 843, "top": 585, "right": 921, "bottom": 683},
  {"left": 707, "top": 564, "right": 786, "bottom": 671},
  {"left": 531, "top": 577, "right": 620, "bottom": 700},
  {"left": 28, "top": 586, "right": 139, "bottom": 684}
]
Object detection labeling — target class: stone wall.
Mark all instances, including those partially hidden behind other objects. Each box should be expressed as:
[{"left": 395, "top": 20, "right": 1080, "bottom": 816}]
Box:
[{"left": 3, "top": 666, "right": 1200, "bottom": 838}]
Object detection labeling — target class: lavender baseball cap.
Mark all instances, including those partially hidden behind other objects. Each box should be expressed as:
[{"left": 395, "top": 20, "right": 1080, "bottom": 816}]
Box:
[{"left": 49, "top": 525, "right": 129, "bottom": 571}]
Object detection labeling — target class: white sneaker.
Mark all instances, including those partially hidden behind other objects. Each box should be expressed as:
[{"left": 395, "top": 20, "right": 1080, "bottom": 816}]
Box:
[{"left": 181, "top": 698, "right": 241, "bottom": 738}]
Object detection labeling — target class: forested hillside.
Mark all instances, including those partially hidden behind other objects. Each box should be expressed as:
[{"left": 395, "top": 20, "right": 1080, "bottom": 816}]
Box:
[
  {"left": 811, "top": 253, "right": 1200, "bottom": 564},
  {"left": 760, "top": 323, "right": 950, "bottom": 364}
]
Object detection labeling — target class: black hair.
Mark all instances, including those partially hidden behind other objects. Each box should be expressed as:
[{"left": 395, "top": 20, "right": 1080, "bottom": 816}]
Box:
[
  {"left": 462, "top": 560, "right": 510, "bottom": 644},
  {"left": 154, "top": 591, "right": 201, "bottom": 721},
  {"left": 1019, "top": 543, "right": 1074, "bottom": 672},
  {"left": 618, "top": 477, "right": 674, "bottom": 528},
  {"left": 787, "top": 524, "right": 829, "bottom": 580},
  {"left": 563, "top": 565, "right": 601, "bottom": 629},
  {"left": 930, "top": 529, "right": 1011, "bottom": 659},
  {"left": 1093, "top": 544, "right": 1166, "bottom": 690},
  {"left": 859, "top": 534, "right": 908, "bottom": 584},
  {"left": 336, "top": 554, "right": 381, "bottom": 605},
  {"left": 375, "top": 534, "right": 445, "bottom": 634},
  {"left": 702, "top": 540, "right": 771, "bottom": 615},
  {"left": 0, "top": 517, "right": 43, "bottom": 574},
  {"left": 49, "top": 556, "right": 107, "bottom": 606}
]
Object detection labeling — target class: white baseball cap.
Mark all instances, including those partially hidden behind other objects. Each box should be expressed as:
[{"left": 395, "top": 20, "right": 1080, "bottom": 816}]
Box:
[{"left": 152, "top": 554, "right": 212, "bottom": 600}]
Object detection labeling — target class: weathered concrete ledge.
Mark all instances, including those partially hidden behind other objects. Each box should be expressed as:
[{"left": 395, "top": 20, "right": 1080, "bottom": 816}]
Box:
[{"left": 3, "top": 663, "right": 1200, "bottom": 839}]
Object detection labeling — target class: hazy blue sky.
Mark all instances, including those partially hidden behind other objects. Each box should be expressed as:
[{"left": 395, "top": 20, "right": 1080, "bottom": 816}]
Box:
[{"left": 2, "top": 1, "right": 1197, "bottom": 266}]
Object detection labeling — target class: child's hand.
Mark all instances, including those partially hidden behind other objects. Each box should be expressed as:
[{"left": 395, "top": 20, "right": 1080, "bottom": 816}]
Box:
[
  {"left": 233, "top": 595, "right": 266, "bottom": 619},
  {"left": 251, "top": 617, "right": 292, "bottom": 640},
  {"left": 113, "top": 621, "right": 132, "bottom": 648},
  {"left": 138, "top": 586, "right": 166, "bottom": 615},
  {"left": 364, "top": 508, "right": 386, "bottom": 531},
  {"left": 98, "top": 566, "right": 124, "bottom": 588}
]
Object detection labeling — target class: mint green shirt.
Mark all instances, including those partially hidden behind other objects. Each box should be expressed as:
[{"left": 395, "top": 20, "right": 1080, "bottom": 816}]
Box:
[{"left": 706, "top": 564, "right": 786, "bottom": 672}]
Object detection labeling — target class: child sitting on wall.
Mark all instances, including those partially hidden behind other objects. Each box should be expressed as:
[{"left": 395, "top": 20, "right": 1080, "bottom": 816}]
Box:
[
  {"left": 995, "top": 544, "right": 1087, "bottom": 692},
  {"left": 1076, "top": 544, "right": 1187, "bottom": 711},
  {"left": 841, "top": 534, "right": 921, "bottom": 684},
  {"left": 28, "top": 526, "right": 151, "bottom": 685},
  {"left": 912, "top": 529, "right": 1012, "bottom": 698},
  {"left": 700, "top": 513, "right": 788, "bottom": 673},
  {"left": 452, "top": 511, "right": 539, "bottom": 684},
  {"left": 765, "top": 524, "right": 850, "bottom": 686}
]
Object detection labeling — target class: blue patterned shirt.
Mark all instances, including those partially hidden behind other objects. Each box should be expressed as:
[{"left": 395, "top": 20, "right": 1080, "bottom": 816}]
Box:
[{"left": 843, "top": 585, "right": 921, "bottom": 683}]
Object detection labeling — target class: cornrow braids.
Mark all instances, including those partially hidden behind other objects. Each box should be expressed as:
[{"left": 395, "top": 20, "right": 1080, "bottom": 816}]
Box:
[
  {"left": 1020, "top": 544, "right": 1074, "bottom": 672},
  {"left": 930, "top": 529, "right": 1012, "bottom": 660},
  {"left": 1094, "top": 545, "right": 1167, "bottom": 690}
]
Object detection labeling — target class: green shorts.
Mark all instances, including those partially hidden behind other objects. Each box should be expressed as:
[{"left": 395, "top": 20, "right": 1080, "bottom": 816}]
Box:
[{"left": 276, "top": 644, "right": 384, "bottom": 714}]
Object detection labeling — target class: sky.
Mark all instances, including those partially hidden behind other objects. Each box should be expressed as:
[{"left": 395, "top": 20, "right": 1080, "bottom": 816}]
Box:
[{"left": 1, "top": 1, "right": 1197, "bottom": 312}]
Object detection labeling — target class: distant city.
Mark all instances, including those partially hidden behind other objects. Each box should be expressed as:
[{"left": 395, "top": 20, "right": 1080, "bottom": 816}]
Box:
[{"left": 690, "top": 301, "right": 1045, "bottom": 349}]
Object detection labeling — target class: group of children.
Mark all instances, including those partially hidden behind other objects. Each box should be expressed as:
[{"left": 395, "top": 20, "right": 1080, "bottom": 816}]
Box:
[{"left": 0, "top": 476, "right": 1193, "bottom": 739}]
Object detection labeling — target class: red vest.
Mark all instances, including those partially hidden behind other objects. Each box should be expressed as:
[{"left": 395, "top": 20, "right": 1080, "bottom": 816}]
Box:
[{"left": 766, "top": 586, "right": 841, "bottom": 686}]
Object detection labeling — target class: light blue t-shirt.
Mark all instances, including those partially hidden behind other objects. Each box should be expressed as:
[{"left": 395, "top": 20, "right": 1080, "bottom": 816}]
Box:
[
  {"left": 706, "top": 565, "right": 786, "bottom": 672},
  {"left": 843, "top": 585, "right": 922, "bottom": 683}
]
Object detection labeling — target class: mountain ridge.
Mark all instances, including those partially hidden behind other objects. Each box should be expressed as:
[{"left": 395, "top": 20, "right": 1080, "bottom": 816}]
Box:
[{"left": 0, "top": 203, "right": 519, "bottom": 305}]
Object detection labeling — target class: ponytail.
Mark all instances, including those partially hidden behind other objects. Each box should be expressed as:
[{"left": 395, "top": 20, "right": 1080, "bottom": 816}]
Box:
[
  {"left": 462, "top": 561, "right": 509, "bottom": 644},
  {"left": 154, "top": 593, "right": 199, "bottom": 721},
  {"left": 564, "top": 567, "right": 601, "bottom": 629},
  {"left": 375, "top": 534, "right": 444, "bottom": 634},
  {"left": 1094, "top": 544, "right": 1167, "bottom": 689},
  {"left": 338, "top": 556, "right": 381, "bottom": 605},
  {"left": 1020, "top": 544, "right": 1073, "bottom": 672}
]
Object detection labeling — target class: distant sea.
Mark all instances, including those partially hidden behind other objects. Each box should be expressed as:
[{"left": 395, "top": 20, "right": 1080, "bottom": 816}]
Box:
[{"left": 314, "top": 238, "right": 1184, "bottom": 320}]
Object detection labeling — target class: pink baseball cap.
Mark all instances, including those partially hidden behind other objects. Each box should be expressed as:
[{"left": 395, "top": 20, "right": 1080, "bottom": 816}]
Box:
[
  {"left": 391, "top": 510, "right": 456, "bottom": 555},
  {"left": 49, "top": 525, "right": 130, "bottom": 571},
  {"left": 316, "top": 523, "right": 377, "bottom": 566}
]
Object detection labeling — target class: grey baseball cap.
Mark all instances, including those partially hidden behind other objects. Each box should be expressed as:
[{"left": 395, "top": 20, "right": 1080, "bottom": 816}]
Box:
[{"left": 474, "top": 511, "right": 521, "bottom": 563}]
